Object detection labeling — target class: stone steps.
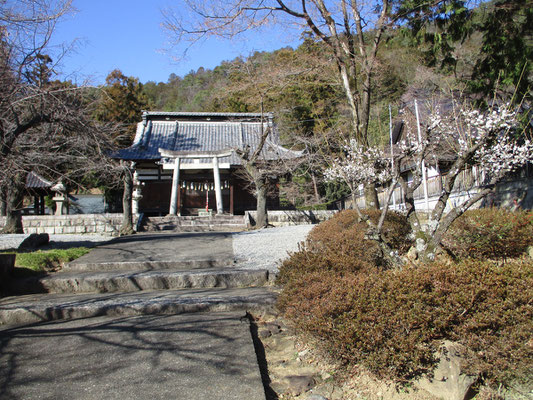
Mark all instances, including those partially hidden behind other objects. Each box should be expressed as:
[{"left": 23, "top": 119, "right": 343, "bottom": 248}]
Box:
[
  {"left": 0, "top": 312, "right": 267, "bottom": 400},
  {"left": 63, "top": 257, "right": 236, "bottom": 272},
  {"left": 0, "top": 231, "right": 276, "bottom": 327},
  {"left": 141, "top": 215, "right": 247, "bottom": 233},
  {"left": 0, "top": 286, "right": 276, "bottom": 326},
  {"left": 144, "top": 225, "right": 245, "bottom": 233},
  {"left": 9, "top": 268, "right": 271, "bottom": 295}
]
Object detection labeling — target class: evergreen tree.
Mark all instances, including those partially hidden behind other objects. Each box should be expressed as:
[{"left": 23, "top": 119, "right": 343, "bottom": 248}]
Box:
[{"left": 95, "top": 69, "right": 151, "bottom": 146}]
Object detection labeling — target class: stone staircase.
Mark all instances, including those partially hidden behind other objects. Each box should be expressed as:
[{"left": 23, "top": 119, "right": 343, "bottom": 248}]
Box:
[
  {"left": 140, "top": 215, "right": 248, "bottom": 232},
  {"left": 0, "top": 234, "right": 276, "bottom": 326}
]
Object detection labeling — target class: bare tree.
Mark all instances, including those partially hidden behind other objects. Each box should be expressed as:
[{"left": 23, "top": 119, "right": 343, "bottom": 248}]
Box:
[
  {"left": 119, "top": 161, "right": 135, "bottom": 235},
  {"left": 162, "top": 0, "right": 460, "bottom": 209},
  {"left": 235, "top": 123, "right": 273, "bottom": 228},
  {"left": 0, "top": 0, "right": 119, "bottom": 233},
  {"left": 203, "top": 53, "right": 305, "bottom": 227}
]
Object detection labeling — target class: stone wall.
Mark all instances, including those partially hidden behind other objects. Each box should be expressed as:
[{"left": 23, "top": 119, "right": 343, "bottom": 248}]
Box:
[
  {"left": 245, "top": 210, "right": 337, "bottom": 227},
  {"left": 0, "top": 214, "right": 137, "bottom": 235}
]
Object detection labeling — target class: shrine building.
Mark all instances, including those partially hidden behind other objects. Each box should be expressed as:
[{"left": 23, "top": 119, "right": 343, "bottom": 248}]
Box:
[{"left": 114, "top": 111, "right": 301, "bottom": 216}]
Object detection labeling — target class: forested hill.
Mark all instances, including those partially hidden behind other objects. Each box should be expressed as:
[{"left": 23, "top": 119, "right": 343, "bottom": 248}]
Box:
[
  {"left": 142, "top": 39, "right": 420, "bottom": 146},
  {"left": 139, "top": 0, "right": 531, "bottom": 146}
]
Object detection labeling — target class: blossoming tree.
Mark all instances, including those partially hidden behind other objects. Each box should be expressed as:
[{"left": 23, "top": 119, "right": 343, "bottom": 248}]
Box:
[{"left": 325, "top": 100, "right": 533, "bottom": 265}]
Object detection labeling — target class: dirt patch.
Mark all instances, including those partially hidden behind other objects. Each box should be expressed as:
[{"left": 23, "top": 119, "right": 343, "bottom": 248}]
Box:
[{"left": 253, "top": 311, "right": 439, "bottom": 400}]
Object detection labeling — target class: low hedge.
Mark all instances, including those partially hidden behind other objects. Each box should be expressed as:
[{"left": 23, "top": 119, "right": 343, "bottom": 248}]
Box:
[
  {"left": 442, "top": 208, "right": 533, "bottom": 260},
  {"left": 277, "top": 209, "right": 412, "bottom": 286},
  {"left": 277, "top": 209, "right": 533, "bottom": 388},
  {"left": 278, "top": 258, "right": 533, "bottom": 387}
]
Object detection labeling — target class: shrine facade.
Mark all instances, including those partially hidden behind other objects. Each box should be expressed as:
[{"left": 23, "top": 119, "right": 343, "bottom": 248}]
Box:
[{"left": 114, "top": 112, "right": 301, "bottom": 216}]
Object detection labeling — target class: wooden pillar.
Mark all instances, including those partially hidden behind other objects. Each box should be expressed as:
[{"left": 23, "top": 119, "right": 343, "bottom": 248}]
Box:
[
  {"left": 213, "top": 156, "right": 223, "bottom": 214},
  {"left": 169, "top": 157, "right": 181, "bottom": 215}
]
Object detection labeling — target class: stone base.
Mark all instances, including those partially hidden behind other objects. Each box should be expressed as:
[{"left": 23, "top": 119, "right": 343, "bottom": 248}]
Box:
[
  {"left": 245, "top": 210, "right": 337, "bottom": 227},
  {"left": 415, "top": 341, "right": 476, "bottom": 400},
  {"left": 0, "top": 214, "right": 139, "bottom": 235}
]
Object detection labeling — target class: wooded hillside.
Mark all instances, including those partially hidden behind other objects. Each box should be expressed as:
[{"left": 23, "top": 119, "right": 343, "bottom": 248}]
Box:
[
  {"left": 131, "top": 0, "right": 531, "bottom": 208},
  {"left": 142, "top": 0, "right": 531, "bottom": 145}
]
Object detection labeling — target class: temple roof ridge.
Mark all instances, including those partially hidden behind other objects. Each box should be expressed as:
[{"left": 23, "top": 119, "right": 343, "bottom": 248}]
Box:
[{"left": 142, "top": 111, "right": 274, "bottom": 121}]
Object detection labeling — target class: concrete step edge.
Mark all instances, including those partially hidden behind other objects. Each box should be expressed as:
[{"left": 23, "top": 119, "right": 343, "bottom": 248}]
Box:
[
  {"left": 144, "top": 224, "right": 247, "bottom": 229},
  {"left": 144, "top": 222, "right": 246, "bottom": 227},
  {"left": 11, "top": 268, "right": 271, "bottom": 294},
  {"left": 146, "top": 216, "right": 246, "bottom": 221},
  {"left": 64, "top": 258, "right": 235, "bottom": 272},
  {"left": 0, "top": 287, "right": 277, "bottom": 326}
]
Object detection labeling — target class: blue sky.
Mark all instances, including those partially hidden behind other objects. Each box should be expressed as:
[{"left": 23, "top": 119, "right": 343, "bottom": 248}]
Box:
[{"left": 50, "top": 0, "right": 302, "bottom": 85}]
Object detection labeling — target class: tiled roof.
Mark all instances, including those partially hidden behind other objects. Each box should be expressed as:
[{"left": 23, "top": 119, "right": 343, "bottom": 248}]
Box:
[
  {"left": 114, "top": 113, "right": 302, "bottom": 165},
  {"left": 26, "top": 172, "right": 53, "bottom": 189}
]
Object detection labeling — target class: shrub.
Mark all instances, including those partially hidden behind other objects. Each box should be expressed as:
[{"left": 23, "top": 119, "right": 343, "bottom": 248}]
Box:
[
  {"left": 442, "top": 208, "right": 533, "bottom": 260},
  {"left": 277, "top": 258, "right": 533, "bottom": 387},
  {"left": 277, "top": 208, "right": 533, "bottom": 388},
  {"left": 277, "top": 209, "right": 412, "bottom": 285},
  {"left": 307, "top": 209, "right": 412, "bottom": 254}
]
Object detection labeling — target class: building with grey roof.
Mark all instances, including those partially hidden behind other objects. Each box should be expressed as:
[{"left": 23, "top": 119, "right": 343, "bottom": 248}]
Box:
[{"left": 114, "top": 111, "right": 302, "bottom": 216}]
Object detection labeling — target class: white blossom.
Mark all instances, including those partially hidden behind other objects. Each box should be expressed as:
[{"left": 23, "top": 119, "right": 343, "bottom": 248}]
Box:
[
  {"left": 428, "top": 102, "right": 522, "bottom": 162},
  {"left": 324, "top": 139, "right": 392, "bottom": 187},
  {"left": 324, "top": 101, "right": 532, "bottom": 191}
]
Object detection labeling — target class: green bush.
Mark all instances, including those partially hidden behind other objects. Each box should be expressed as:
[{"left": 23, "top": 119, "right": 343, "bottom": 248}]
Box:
[
  {"left": 443, "top": 208, "right": 533, "bottom": 260},
  {"left": 277, "top": 258, "right": 533, "bottom": 387},
  {"left": 296, "top": 202, "right": 335, "bottom": 211}
]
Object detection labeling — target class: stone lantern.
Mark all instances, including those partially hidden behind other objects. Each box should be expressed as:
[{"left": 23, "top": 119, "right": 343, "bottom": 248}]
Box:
[{"left": 51, "top": 182, "right": 68, "bottom": 216}]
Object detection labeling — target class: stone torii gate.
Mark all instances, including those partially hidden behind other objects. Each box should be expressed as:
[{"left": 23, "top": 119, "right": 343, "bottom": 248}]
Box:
[{"left": 159, "top": 148, "right": 233, "bottom": 216}]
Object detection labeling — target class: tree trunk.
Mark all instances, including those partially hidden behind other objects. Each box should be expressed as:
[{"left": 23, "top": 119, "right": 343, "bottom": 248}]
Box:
[
  {"left": 349, "top": 190, "right": 404, "bottom": 269},
  {"left": 1, "top": 183, "right": 24, "bottom": 234},
  {"left": 119, "top": 167, "right": 135, "bottom": 236},
  {"left": 311, "top": 173, "right": 321, "bottom": 204},
  {"left": 0, "top": 186, "right": 6, "bottom": 216},
  {"left": 254, "top": 178, "right": 268, "bottom": 228},
  {"left": 364, "top": 183, "right": 380, "bottom": 210}
]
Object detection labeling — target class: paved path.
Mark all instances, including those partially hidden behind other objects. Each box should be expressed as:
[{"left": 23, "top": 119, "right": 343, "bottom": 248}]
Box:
[
  {"left": 68, "top": 232, "right": 235, "bottom": 268},
  {"left": 0, "top": 231, "right": 272, "bottom": 400},
  {"left": 0, "top": 312, "right": 265, "bottom": 400}
]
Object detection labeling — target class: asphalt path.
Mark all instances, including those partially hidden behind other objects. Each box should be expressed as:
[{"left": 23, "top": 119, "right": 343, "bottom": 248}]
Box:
[
  {"left": 68, "top": 232, "right": 235, "bottom": 267},
  {"left": 0, "top": 312, "right": 265, "bottom": 400},
  {"left": 0, "top": 232, "right": 267, "bottom": 400}
]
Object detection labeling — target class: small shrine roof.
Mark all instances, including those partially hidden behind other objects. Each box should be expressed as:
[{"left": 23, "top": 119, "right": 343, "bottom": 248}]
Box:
[{"left": 26, "top": 172, "right": 53, "bottom": 189}]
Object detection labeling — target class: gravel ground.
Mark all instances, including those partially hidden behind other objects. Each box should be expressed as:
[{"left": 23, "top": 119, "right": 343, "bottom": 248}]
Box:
[
  {"left": 0, "top": 234, "right": 113, "bottom": 251},
  {"left": 1, "top": 225, "right": 315, "bottom": 272},
  {"left": 232, "top": 224, "right": 314, "bottom": 272}
]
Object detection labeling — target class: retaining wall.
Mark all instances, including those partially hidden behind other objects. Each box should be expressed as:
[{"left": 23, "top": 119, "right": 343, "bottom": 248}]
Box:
[
  {"left": 245, "top": 210, "right": 337, "bottom": 227},
  {"left": 0, "top": 214, "right": 137, "bottom": 235}
]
